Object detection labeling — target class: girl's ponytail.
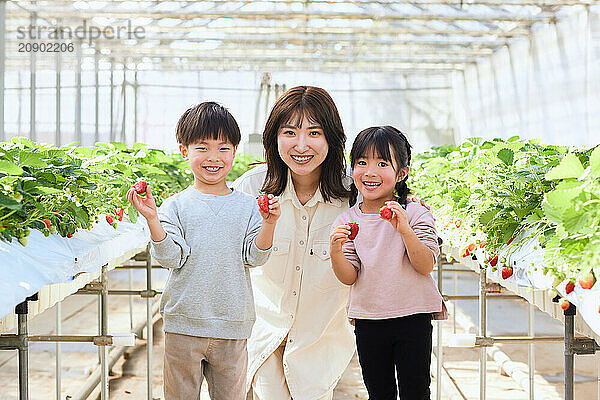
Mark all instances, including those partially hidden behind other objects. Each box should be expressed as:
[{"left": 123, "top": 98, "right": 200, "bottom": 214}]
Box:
[
  {"left": 394, "top": 179, "right": 411, "bottom": 207},
  {"left": 349, "top": 182, "right": 359, "bottom": 207}
]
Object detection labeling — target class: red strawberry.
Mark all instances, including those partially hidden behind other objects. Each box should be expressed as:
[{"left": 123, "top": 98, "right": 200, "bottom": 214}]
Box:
[
  {"left": 379, "top": 206, "right": 393, "bottom": 220},
  {"left": 133, "top": 181, "right": 147, "bottom": 195},
  {"left": 455, "top": 219, "right": 462, "bottom": 228},
  {"left": 489, "top": 255, "right": 498, "bottom": 267},
  {"left": 579, "top": 272, "right": 595, "bottom": 290},
  {"left": 559, "top": 298, "right": 570, "bottom": 311},
  {"left": 42, "top": 219, "right": 51, "bottom": 229},
  {"left": 501, "top": 267, "right": 513, "bottom": 279},
  {"left": 115, "top": 207, "right": 124, "bottom": 222},
  {"left": 106, "top": 215, "right": 114, "bottom": 224},
  {"left": 257, "top": 194, "right": 270, "bottom": 214},
  {"left": 468, "top": 243, "right": 476, "bottom": 252},
  {"left": 479, "top": 241, "right": 486, "bottom": 249},
  {"left": 507, "top": 235, "right": 516, "bottom": 245},
  {"left": 347, "top": 222, "right": 359, "bottom": 241},
  {"left": 462, "top": 249, "right": 470, "bottom": 258},
  {"left": 565, "top": 281, "right": 575, "bottom": 294},
  {"left": 67, "top": 232, "right": 73, "bottom": 238}
]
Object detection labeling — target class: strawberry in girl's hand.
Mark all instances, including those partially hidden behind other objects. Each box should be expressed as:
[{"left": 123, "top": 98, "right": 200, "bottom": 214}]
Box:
[
  {"left": 258, "top": 194, "right": 270, "bottom": 214},
  {"left": 379, "top": 206, "right": 393, "bottom": 220},
  {"left": 133, "top": 181, "right": 147, "bottom": 195},
  {"left": 578, "top": 272, "right": 595, "bottom": 289},
  {"left": 347, "top": 222, "right": 359, "bottom": 240},
  {"left": 560, "top": 298, "right": 570, "bottom": 311},
  {"left": 565, "top": 281, "right": 575, "bottom": 294},
  {"left": 501, "top": 266, "right": 513, "bottom": 279}
]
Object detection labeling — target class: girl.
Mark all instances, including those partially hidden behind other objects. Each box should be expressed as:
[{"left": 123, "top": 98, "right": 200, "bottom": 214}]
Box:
[
  {"left": 330, "top": 126, "right": 446, "bottom": 400},
  {"left": 233, "top": 86, "right": 355, "bottom": 400}
]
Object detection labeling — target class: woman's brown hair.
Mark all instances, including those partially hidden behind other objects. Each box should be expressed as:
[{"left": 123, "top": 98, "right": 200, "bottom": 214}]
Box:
[{"left": 261, "top": 86, "right": 350, "bottom": 202}]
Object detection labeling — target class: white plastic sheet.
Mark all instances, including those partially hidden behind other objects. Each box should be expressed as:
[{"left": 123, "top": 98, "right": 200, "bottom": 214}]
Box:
[{"left": 0, "top": 217, "right": 149, "bottom": 319}]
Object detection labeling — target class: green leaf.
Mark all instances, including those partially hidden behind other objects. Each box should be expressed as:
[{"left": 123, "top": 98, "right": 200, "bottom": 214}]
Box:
[
  {"left": 11, "top": 137, "right": 35, "bottom": 148},
  {"left": 19, "top": 152, "right": 48, "bottom": 168},
  {"left": 127, "top": 204, "right": 138, "bottom": 223},
  {"left": 0, "top": 160, "right": 24, "bottom": 175},
  {"left": 479, "top": 208, "right": 500, "bottom": 225},
  {"left": 115, "top": 163, "right": 133, "bottom": 177},
  {"left": 0, "top": 194, "right": 22, "bottom": 210},
  {"left": 545, "top": 154, "right": 584, "bottom": 180},
  {"left": 497, "top": 148, "right": 514, "bottom": 166},
  {"left": 31, "top": 186, "right": 62, "bottom": 195},
  {"left": 589, "top": 146, "right": 600, "bottom": 178},
  {"left": 507, "top": 136, "right": 520, "bottom": 142}
]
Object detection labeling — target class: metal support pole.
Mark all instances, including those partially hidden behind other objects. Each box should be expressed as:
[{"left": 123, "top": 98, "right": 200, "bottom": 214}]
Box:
[
  {"left": 479, "top": 267, "right": 487, "bottom": 400},
  {"left": 436, "top": 242, "right": 443, "bottom": 400},
  {"left": 0, "top": 0, "right": 5, "bottom": 141},
  {"left": 100, "top": 265, "right": 109, "bottom": 400},
  {"left": 452, "top": 266, "right": 457, "bottom": 333},
  {"left": 564, "top": 303, "right": 576, "bottom": 400},
  {"left": 506, "top": 44, "right": 524, "bottom": 133},
  {"left": 146, "top": 244, "right": 153, "bottom": 400},
  {"left": 55, "top": 34, "right": 61, "bottom": 147},
  {"left": 584, "top": 6, "right": 591, "bottom": 143},
  {"left": 16, "top": 300, "right": 29, "bottom": 400},
  {"left": 110, "top": 59, "right": 114, "bottom": 142},
  {"left": 56, "top": 302, "right": 62, "bottom": 400},
  {"left": 30, "top": 12, "right": 36, "bottom": 141},
  {"left": 75, "top": 39, "right": 82, "bottom": 144},
  {"left": 133, "top": 68, "right": 138, "bottom": 144},
  {"left": 528, "top": 290, "right": 535, "bottom": 400},
  {"left": 94, "top": 49, "right": 99, "bottom": 145},
  {"left": 121, "top": 63, "right": 127, "bottom": 143}
]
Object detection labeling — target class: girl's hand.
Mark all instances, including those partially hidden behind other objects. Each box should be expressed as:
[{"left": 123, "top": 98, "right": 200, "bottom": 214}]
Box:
[
  {"left": 126, "top": 185, "right": 158, "bottom": 221},
  {"left": 259, "top": 194, "right": 280, "bottom": 225},
  {"left": 384, "top": 201, "right": 411, "bottom": 235},
  {"left": 330, "top": 224, "right": 351, "bottom": 254}
]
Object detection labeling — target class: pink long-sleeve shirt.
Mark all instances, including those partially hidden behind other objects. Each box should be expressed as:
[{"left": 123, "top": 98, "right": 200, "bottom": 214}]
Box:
[{"left": 331, "top": 201, "right": 446, "bottom": 320}]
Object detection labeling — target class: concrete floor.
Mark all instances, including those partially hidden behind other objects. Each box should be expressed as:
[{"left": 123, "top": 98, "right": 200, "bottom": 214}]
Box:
[{"left": 1, "top": 265, "right": 599, "bottom": 399}]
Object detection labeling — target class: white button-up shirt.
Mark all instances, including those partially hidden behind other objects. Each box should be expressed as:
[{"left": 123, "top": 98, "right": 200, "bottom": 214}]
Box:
[{"left": 233, "top": 164, "right": 355, "bottom": 400}]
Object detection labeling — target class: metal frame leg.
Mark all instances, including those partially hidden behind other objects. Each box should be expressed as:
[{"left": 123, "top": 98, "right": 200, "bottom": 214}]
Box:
[
  {"left": 479, "top": 268, "right": 487, "bottom": 400},
  {"left": 56, "top": 302, "right": 62, "bottom": 400},
  {"left": 564, "top": 303, "right": 575, "bottom": 400},
  {"left": 15, "top": 300, "right": 29, "bottom": 400},
  {"left": 528, "top": 290, "right": 535, "bottom": 400},
  {"left": 436, "top": 245, "right": 443, "bottom": 400},
  {"left": 100, "top": 265, "right": 109, "bottom": 400}
]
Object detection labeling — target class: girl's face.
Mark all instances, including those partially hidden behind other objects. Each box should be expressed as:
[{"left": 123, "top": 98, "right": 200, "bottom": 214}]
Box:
[
  {"left": 352, "top": 146, "right": 407, "bottom": 203},
  {"left": 277, "top": 113, "right": 329, "bottom": 178}
]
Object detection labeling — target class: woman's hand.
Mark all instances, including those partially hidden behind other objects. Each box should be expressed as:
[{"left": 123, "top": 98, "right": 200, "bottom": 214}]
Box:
[
  {"left": 383, "top": 201, "right": 411, "bottom": 235},
  {"left": 330, "top": 224, "right": 350, "bottom": 254},
  {"left": 259, "top": 194, "right": 281, "bottom": 225},
  {"left": 126, "top": 185, "right": 158, "bottom": 221}
]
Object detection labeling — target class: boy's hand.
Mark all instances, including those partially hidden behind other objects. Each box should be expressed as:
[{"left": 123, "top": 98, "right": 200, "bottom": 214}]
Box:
[
  {"left": 126, "top": 184, "right": 158, "bottom": 221},
  {"left": 259, "top": 194, "right": 280, "bottom": 225},
  {"left": 384, "top": 201, "right": 411, "bottom": 235},
  {"left": 330, "top": 224, "right": 351, "bottom": 254}
]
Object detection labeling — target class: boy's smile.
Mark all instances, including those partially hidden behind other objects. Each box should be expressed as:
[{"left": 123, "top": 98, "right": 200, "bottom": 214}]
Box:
[{"left": 179, "top": 138, "right": 236, "bottom": 194}]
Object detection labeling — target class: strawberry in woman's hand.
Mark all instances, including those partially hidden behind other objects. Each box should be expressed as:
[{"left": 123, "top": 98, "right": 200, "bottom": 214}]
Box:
[
  {"left": 133, "top": 181, "right": 147, "bottom": 195},
  {"left": 379, "top": 206, "right": 393, "bottom": 220},
  {"left": 258, "top": 194, "right": 270, "bottom": 214},
  {"left": 347, "top": 222, "right": 359, "bottom": 240}
]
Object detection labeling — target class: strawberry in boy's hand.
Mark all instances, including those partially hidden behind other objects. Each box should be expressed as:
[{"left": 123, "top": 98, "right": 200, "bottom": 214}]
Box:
[
  {"left": 258, "top": 194, "right": 270, "bottom": 214},
  {"left": 379, "top": 206, "right": 393, "bottom": 220},
  {"left": 347, "top": 222, "right": 359, "bottom": 240},
  {"left": 133, "top": 181, "right": 147, "bottom": 195}
]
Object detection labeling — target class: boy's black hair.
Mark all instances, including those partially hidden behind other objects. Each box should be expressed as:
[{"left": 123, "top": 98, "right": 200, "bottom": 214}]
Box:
[
  {"left": 349, "top": 126, "right": 412, "bottom": 207},
  {"left": 176, "top": 102, "right": 241, "bottom": 147}
]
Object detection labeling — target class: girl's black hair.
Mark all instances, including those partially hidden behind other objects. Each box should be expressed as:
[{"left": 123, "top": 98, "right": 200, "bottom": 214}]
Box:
[{"left": 349, "top": 126, "right": 412, "bottom": 207}]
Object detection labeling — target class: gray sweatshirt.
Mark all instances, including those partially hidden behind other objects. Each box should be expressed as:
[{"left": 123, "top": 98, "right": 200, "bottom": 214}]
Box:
[{"left": 150, "top": 186, "right": 271, "bottom": 339}]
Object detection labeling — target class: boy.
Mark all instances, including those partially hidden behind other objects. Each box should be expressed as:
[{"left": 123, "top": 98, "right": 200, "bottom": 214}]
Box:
[{"left": 127, "top": 102, "right": 280, "bottom": 400}]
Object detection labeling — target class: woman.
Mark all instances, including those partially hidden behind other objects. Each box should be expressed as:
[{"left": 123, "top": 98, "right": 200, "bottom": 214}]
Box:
[{"left": 233, "top": 86, "right": 355, "bottom": 400}]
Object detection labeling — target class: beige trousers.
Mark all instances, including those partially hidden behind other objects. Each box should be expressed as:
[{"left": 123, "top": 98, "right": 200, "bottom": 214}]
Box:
[
  {"left": 251, "top": 343, "right": 334, "bottom": 400},
  {"left": 164, "top": 332, "right": 248, "bottom": 400}
]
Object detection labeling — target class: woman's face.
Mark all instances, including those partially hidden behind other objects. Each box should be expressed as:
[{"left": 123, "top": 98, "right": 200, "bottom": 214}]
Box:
[{"left": 277, "top": 113, "right": 329, "bottom": 178}]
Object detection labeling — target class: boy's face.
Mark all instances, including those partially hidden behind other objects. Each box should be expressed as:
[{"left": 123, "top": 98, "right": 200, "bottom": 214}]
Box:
[{"left": 179, "top": 138, "right": 237, "bottom": 188}]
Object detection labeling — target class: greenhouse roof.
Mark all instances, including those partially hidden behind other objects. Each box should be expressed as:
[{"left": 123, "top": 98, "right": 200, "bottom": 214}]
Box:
[{"left": 2, "top": 0, "right": 598, "bottom": 72}]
